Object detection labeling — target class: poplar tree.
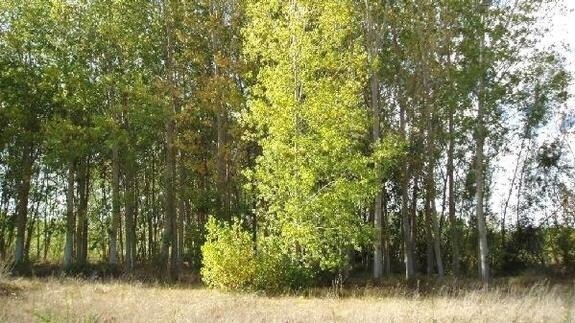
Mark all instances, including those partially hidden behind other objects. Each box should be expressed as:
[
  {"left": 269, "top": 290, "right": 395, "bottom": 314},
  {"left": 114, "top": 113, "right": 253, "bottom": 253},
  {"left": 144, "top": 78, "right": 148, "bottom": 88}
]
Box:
[{"left": 244, "top": 0, "right": 376, "bottom": 272}]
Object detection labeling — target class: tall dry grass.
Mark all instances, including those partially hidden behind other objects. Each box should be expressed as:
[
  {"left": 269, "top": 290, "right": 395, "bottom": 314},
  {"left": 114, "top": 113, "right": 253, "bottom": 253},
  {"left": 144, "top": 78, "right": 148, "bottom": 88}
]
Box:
[{"left": 0, "top": 277, "right": 573, "bottom": 322}]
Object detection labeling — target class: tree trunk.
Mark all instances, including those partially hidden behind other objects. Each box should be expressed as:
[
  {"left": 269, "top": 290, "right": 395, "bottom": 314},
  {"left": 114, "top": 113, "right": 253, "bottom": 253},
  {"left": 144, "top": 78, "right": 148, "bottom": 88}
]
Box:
[
  {"left": 161, "top": 0, "right": 179, "bottom": 282},
  {"left": 25, "top": 174, "right": 43, "bottom": 262},
  {"left": 447, "top": 111, "right": 460, "bottom": 275},
  {"left": 425, "top": 200, "right": 434, "bottom": 275},
  {"left": 14, "top": 144, "right": 33, "bottom": 265},
  {"left": 402, "top": 173, "right": 415, "bottom": 281},
  {"left": 475, "top": 0, "right": 490, "bottom": 284},
  {"left": 211, "top": 8, "right": 229, "bottom": 221},
  {"left": 64, "top": 161, "right": 75, "bottom": 268},
  {"left": 0, "top": 178, "right": 9, "bottom": 261},
  {"left": 24, "top": 200, "right": 38, "bottom": 262},
  {"left": 475, "top": 128, "right": 489, "bottom": 284},
  {"left": 364, "top": 0, "right": 384, "bottom": 279},
  {"left": 109, "top": 144, "right": 120, "bottom": 265},
  {"left": 410, "top": 174, "right": 419, "bottom": 274},
  {"left": 125, "top": 158, "right": 136, "bottom": 271},
  {"left": 177, "top": 156, "right": 185, "bottom": 268},
  {"left": 382, "top": 189, "right": 391, "bottom": 275},
  {"left": 100, "top": 163, "right": 108, "bottom": 262},
  {"left": 163, "top": 114, "right": 177, "bottom": 279},
  {"left": 400, "top": 106, "right": 415, "bottom": 281},
  {"left": 76, "top": 158, "right": 90, "bottom": 266},
  {"left": 149, "top": 156, "right": 156, "bottom": 260},
  {"left": 425, "top": 123, "right": 444, "bottom": 278}
]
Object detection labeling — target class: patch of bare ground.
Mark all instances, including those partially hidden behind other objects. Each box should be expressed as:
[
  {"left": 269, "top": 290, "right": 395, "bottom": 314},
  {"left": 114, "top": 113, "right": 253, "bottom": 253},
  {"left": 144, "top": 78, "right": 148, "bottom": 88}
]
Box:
[{"left": 0, "top": 277, "right": 573, "bottom": 322}]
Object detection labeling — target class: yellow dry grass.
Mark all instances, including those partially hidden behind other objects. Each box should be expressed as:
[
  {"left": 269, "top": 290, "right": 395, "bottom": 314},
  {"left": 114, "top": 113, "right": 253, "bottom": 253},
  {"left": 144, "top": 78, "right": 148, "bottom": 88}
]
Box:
[{"left": 0, "top": 277, "right": 573, "bottom": 322}]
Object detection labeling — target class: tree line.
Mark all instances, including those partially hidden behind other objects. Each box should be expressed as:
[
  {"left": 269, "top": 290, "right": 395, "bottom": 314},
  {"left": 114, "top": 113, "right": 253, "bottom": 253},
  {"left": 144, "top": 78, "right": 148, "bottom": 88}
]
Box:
[{"left": 0, "top": 0, "right": 573, "bottom": 287}]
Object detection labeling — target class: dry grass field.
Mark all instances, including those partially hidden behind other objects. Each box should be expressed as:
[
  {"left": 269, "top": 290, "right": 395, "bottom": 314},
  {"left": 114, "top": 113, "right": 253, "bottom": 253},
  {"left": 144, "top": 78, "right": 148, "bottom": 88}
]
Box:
[{"left": 0, "top": 277, "right": 574, "bottom": 323}]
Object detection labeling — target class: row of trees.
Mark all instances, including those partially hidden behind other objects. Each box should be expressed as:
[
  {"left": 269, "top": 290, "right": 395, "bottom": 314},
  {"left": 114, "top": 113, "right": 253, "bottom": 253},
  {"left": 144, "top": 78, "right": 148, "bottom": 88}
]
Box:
[{"left": 0, "top": 0, "right": 573, "bottom": 286}]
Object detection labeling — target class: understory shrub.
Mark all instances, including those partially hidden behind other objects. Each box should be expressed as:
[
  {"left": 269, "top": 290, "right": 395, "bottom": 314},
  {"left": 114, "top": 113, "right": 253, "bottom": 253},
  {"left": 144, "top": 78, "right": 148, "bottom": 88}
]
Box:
[
  {"left": 200, "top": 217, "right": 257, "bottom": 290},
  {"left": 200, "top": 217, "right": 313, "bottom": 291}
]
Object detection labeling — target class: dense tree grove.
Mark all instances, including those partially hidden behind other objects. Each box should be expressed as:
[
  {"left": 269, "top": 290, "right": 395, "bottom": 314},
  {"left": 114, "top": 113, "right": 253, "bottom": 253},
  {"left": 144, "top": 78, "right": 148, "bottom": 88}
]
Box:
[{"left": 0, "top": 0, "right": 573, "bottom": 288}]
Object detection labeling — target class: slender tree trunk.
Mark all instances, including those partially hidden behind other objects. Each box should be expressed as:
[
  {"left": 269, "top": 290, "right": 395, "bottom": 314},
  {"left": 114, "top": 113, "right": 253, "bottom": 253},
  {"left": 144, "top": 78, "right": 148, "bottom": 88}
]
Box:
[
  {"left": 427, "top": 172, "right": 444, "bottom": 277},
  {"left": 64, "top": 161, "right": 75, "bottom": 268},
  {"left": 149, "top": 155, "right": 156, "bottom": 260},
  {"left": 25, "top": 199, "right": 39, "bottom": 262},
  {"left": 76, "top": 158, "right": 90, "bottom": 266},
  {"left": 36, "top": 203, "right": 41, "bottom": 261},
  {"left": 177, "top": 157, "right": 185, "bottom": 268},
  {"left": 400, "top": 106, "right": 415, "bottom": 281},
  {"left": 125, "top": 158, "right": 136, "bottom": 271},
  {"left": 475, "top": 0, "right": 490, "bottom": 284},
  {"left": 163, "top": 114, "right": 177, "bottom": 279},
  {"left": 382, "top": 191, "right": 391, "bottom": 275},
  {"left": 14, "top": 144, "right": 33, "bottom": 265},
  {"left": 425, "top": 122, "right": 444, "bottom": 277},
  {"left": 364, "top": 0, "right": 384, "bottom": 279},
  {"left": 448, "top": 112, "right": 460, "bottom": 275},
  {"left": 410, "top": 174, "right": 419, "bottom": 274},
  {"left": 0, "top": 178, "right": 9, "bottom": 261},
  {"left": 25, "top": 173, "right": 43, "bottom": 262},
  {"left": 109, "top": 144, "right": 120, "bottom": 265},
  {"left": 425, "top": 198, "right": 434, "bottom": 275},
  {"left": 100, "top": 163, "right": 108, "bottom": 262},
  {"left": 475, "top": 129, "right": 489, "bottom": 283},
  {"left": 161, "top": 0, "right": 179, "bottom": 281},
  {"left": 43, "top": 198, "right": 53, "bottom": 262}
]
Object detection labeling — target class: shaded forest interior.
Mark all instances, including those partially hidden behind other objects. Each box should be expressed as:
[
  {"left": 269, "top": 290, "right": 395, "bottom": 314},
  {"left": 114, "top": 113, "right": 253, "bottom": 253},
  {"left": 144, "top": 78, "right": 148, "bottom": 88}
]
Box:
[{"left": 0, "top": 0, "right": 574, "bottom": 289}]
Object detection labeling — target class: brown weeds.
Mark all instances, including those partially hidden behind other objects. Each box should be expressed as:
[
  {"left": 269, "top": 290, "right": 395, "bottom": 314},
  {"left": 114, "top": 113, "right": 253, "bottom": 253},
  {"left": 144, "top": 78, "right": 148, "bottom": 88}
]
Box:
[{"left": 0, "top": 277, "right": 573, "bottom": 322}]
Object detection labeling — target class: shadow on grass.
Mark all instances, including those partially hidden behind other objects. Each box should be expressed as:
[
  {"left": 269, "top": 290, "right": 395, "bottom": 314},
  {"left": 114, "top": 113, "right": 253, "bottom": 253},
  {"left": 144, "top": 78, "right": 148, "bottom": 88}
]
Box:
[{"left": 5, "top": 261, "right": 575, "bottom": 301}]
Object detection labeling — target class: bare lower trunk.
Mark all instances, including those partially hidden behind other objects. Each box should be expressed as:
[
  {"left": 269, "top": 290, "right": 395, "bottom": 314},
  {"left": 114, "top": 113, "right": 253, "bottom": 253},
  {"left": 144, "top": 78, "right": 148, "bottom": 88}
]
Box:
[
  {"left": 382, "top": 190, "right": 391, "bottom": 275},
  {"left": 425, "top": 203, "right": 434, "bottom": 275},
  {"left": 161, "top": 0, "right": 179, "bottom": 281},
  {"left": 475, "top": 0, "right": 490, "bottom": 285},
  {"left": 24, "top": 201, "right": 38, "bottom": 262},
  {"left": 109, "top": 145, "right": 120, "bottom": 265},
  {"left": 431, "top": 195, "right": 444, "bottom": 277},
  {"left": 475, "top": 132, "right": 489, "bottom": 283},
  {"left": 448, "top": 112, "right": 460, "bottom": 275},
  {"left": 163, "top": 115, "right": 178, "bottom": 280},
  {"left": 76, "top": 159, "right": 90, "bottom": 265},
  {"left": 64, "top": 161, "right": 75, "bottom": 268},
  {"left": 125, "top": 161, "right": 136, "bottom": 271},
  {"left": 14, "top": 144, "right": 33, "bottom": 265},
  {"left": 402, "top": 166, "right": 415, "bottom": 281},
  {"left": 0, "top": 180, "right": 9, "bottom": 261},
  {"left": 373, "top": 190, "right": 383, "bottom": 279},
  {"left": 426, "top": 131, "right": 444, "bottom": 278},
  {"left": 363, "top": 0, "right": 385, "bottom": 280},
  {"left": 149, "top": 156, "right": 156, "bottom": 260}
]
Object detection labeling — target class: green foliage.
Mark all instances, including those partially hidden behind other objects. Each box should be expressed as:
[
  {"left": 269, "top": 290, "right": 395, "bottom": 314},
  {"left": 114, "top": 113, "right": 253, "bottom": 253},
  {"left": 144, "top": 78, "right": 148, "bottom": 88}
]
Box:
[
  {"left": 201, "top": 217, "right": 257, "bottom": 290},
  {"left": 500, "top": 224, "right": 546, "bottom": 274},
  {"left": 243, "top": 0, "right": 376, "bottom": 279},
  {"left": 252, "top": 236, "right": 314, "bottom": 291},
  {"left": 545, "top": 225, "right": 575, "bottom": 272},
  {"left": 201, "top": 217, "right": 313, "bottom": 291}
]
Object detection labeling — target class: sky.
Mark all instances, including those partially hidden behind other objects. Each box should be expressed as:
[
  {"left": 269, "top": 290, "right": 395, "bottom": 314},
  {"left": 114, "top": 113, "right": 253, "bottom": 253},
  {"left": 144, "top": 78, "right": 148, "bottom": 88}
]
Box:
[{"left": 490, "top": 0, "right": 575, "bottom": 224}]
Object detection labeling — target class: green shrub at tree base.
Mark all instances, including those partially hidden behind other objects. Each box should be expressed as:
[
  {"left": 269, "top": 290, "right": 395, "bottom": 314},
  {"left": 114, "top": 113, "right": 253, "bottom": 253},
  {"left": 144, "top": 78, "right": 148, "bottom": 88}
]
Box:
[
  {"left": 200, "top": 218, "right": 258, "bottom": 290},
  {"left": 200, "top": 217, "right": 314, "bottom": 291}
]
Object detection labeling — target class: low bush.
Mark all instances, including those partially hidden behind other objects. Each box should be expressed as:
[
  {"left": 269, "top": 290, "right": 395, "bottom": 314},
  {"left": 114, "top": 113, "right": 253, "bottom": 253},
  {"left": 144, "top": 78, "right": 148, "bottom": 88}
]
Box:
[
  {"left": 200, "top": 217, "right": 313, "bottom": 291},
  {"left": 200, "top": 217, "right": 257, "bottom": 290}
]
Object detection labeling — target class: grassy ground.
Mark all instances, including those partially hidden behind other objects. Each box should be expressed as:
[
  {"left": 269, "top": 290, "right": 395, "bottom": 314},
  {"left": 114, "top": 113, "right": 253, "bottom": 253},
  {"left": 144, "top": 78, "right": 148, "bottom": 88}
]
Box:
[{"left": 1, "top": 277, "right": 574, "bottom": 322}]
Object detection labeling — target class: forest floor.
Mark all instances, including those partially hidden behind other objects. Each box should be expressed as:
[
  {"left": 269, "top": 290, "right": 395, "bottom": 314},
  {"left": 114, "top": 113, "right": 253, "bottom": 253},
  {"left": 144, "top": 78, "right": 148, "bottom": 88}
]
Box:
[{"left": 0, "top": 276, "right": 574, "bottom": 322}]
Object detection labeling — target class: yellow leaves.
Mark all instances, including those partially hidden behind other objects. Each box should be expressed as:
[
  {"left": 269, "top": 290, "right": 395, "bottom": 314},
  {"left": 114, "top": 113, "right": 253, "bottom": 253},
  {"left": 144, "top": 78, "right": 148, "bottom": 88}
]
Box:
[{"left": 242, "top": 0, "right": 375, "bottom": 274}]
